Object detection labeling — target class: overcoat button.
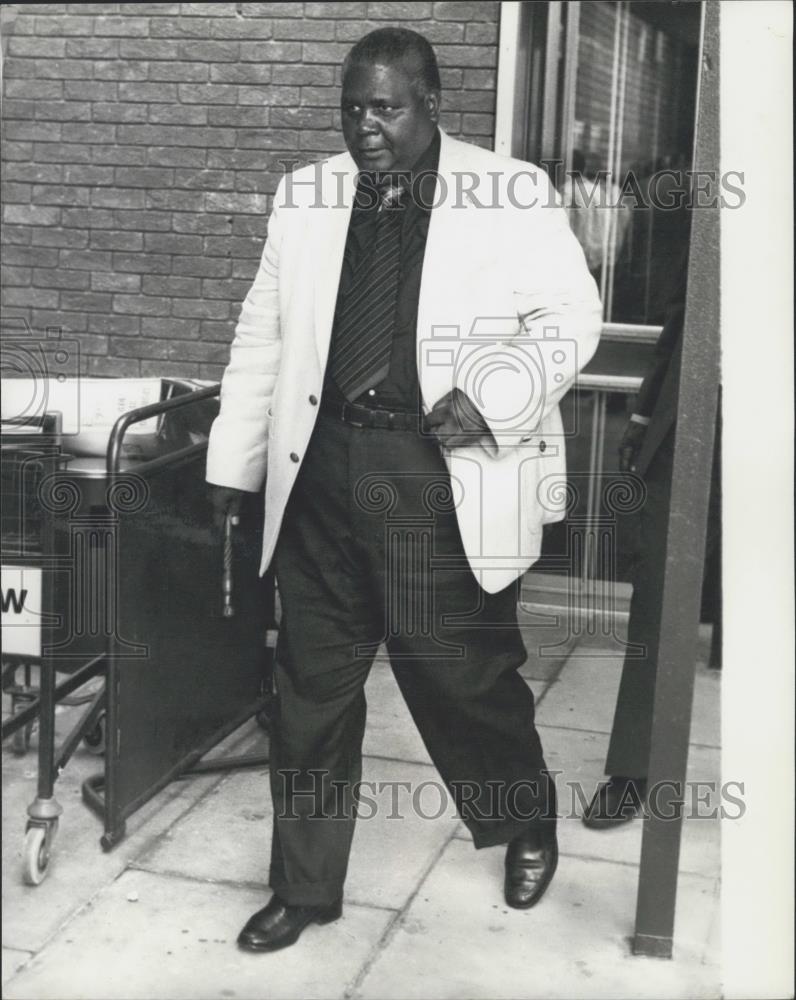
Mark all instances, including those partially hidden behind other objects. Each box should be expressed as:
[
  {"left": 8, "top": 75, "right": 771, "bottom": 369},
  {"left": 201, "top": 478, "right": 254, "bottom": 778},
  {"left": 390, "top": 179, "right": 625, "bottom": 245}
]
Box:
[
  {"left": 309, "top": 395, "right": 318, "bottom": 405},
  {"left": 539, "top": 440, "right": 546, "bottom": 453},
  {"left": 290, "top": 452, "right": 299, "bottom": 462}
]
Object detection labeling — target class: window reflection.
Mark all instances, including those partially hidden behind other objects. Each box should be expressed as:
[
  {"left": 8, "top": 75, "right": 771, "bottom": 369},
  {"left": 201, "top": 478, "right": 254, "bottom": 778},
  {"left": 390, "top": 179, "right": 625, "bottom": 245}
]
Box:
[{"left": 561, "top": 1, "right": 699, "bottom": 325}]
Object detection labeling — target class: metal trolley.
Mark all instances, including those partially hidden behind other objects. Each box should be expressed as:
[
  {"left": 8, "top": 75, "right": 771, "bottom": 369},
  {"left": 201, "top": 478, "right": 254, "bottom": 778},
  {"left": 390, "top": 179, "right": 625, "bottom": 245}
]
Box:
[{"left": 1, "top": 380, "right": 274, "bottom": 884}]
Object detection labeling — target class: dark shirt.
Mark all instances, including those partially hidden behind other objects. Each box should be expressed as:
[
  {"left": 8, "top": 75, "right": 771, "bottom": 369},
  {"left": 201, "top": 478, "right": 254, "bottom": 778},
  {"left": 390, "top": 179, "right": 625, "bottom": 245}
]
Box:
[{"left": 324, "top": 130, "right": 441, "bottom": 412}]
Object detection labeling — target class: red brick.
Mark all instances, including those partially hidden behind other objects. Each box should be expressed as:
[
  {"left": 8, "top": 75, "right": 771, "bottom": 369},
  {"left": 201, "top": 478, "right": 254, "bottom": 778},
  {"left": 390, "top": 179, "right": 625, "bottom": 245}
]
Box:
[
  {"left": 147, "top": 63, "right": 209, "bottom": 82},
  {"left": 60, "top": 291, "right": 114, "bottom": 312},
  {"left": 91, "top": 145, "right": 148, "bottom": 165},
  {"left": 202, "top": 277, "right": 252, "bottom": 299},
  {"left": 32, "top": 142, "right": 90, "bottom": 163},
  {"left": 177, "top": 40, "right": 239, "bottom": 62},
  {"left": 147, "top": 146, "right": 207, "bottom": 167},
  {"left": 367, "top": 2, "right": 432, "bottom": 18},
  {"left": 3, "top": 205, "right": 60, "bottom": 226},
  {"left": 91, "top": 272, "right": 142, "bottom": 293},
  {"left": 119, "top": 39, "right": 180, "bottom": 59},
  {"left": 140, "top": 316, "right": 201, "bottom": 339},
  {"left": 63, "top": 165, "right": 116, "bottom": 186},
  {"left": 171, "top": 256, "right": 231, "bottom": 278},
  {"left": 113, "top": 293, "right": 172, "bottom": 316},
  {"left": 433, "top": 1, "right": 499, "bottom": 21},
  {"left": 93, "top": 16, "right": 150, "bottom": 36},
  {"left": 114, "top": 210, "right": 172, "bottom": 232},
  {"left": 240, "top": 40, "right": 301, "bottom": 62},
  {"left": 34, "top": 14, "right": 94, "bottom": 35},
  {"left": 8, "top": 37, "right": 67, "bottom": 57},
  {"left": 32, "top": 227, "right": 90, "bottom": 248},
  {"left": 87, "top": 314, "right": 141, "bottom": 336},
  {"left": 205, "top": 192, "right": 268, "bottom": 214},
  {"left": 141, "top": 359, "right": 200, "bottom": 377},
  {"left": 89, "top": 356, "right": 141, "bottom": 376},
  {"left": 142, "top": 274, "right": 202, "bottom": 297},
  {"left": 172, "top": 168, "right": 236, "bottom": 190},
  {"left": 239, "top": 86, "right": 299, "bottom": 106},
  {"left": 113, "top": 252, "right": 171, "bottom": 274},
  {"left": 210, "top": 63, "right": 272, "bottom": 84},
  {"left": 64, "top": 38, "right": 119, "bottom": 58},
  {"left": 110, "top": 337, "right": 171, "bottom": 360},
  {"left": 58, "top": 249, "right": 113, "bottom": 271},
  {"left": 147, "top": 106, "right": 208, "bottom": 126},
  {"left": 144, "top": 233, "right": 204, "bottom": 255},
  {"left": 172, "top": 298, "right": 231, "bottom": 320},
  {"left": 91, "top": 188, "right": 146, "bottom": 209},
  {"left": 305, "top": 2, "right": 366, "bottom": 16},
  {"left": 92, "top": 59, "right": 149, "bottom": 81},
  {"left": 4, "top": 121, "right": 63, "bottom": 142},
  {"left": 465, "top": 21, "right": 498, "bottom": 44},
  {"left": 272, "top": 18, "right": 336, "bottom": 41},
  {"left": 274, "top": 64, "right": 335, "bottom": 86},
  {"left": 5, "top": 79, "right": 64, "bottom": 100},
  {"left": 90, "top": 230, "right": 145, "bottom": 251},
  {"left": 115, "top": 166, "right": 175, "bottom": 188},
  {"left": 178, "top": 83, "right": 239, "bottom": 105},
  {"left": 118, "top": 81, "right": 179, "bottom": 102},
  {"left": 3, "top": 266, "right": 32, "bottom": 286},
  {"left": 38, "top": 100, "right": 92, "bottom": 122},
  {"left": 172, "top": 214, "right": 233, "bottom": 235},
  {"left": 32, "top": 185, "right": 91, "bottom": 207},
  {"left": 199, "top": 320, "right": 235, "bottom": 341},
  {"left": 145, "top": 189, "right": 204, "bottom": 212},
  {"left": 3, "top": 286, "right": 59, "bottom": 308},
  {"left": 207, "top": 107, "right": 270, "bottom": 128},
  {"left": 91, "top": 103, "right": 148, "bottom": 124}
]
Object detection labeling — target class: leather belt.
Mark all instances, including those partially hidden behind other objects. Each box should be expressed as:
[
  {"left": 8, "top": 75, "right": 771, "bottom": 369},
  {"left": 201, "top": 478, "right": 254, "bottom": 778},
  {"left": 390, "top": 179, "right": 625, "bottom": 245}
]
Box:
[{"left": 320, "top": 397, "right": 422, "bottom": 431}]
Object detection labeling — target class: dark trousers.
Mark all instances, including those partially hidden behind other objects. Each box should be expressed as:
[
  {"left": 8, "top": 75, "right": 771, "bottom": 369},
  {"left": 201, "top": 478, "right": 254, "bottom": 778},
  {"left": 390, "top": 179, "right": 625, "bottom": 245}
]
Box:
[
  {"left": 269, "top": 412, "right": 554, "bottom": 906},
  {"left": 605, "top": 428, "right": 721, "bottom": 778}
]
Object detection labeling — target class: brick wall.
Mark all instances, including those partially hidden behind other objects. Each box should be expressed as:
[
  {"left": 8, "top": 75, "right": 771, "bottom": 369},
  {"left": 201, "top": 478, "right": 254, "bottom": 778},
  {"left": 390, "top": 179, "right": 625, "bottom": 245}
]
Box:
[{"left": 0, "top": 2, "right": 500, "bottom": 380}]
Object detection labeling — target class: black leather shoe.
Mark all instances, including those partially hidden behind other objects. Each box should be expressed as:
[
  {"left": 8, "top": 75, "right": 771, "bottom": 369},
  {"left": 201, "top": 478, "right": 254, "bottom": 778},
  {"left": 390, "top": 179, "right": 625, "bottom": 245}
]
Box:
[
  {"left": 582, "top": 777, "right": 647, "bottom": 829},
  {"left": 504, "top": 827, "right": 558, "bottom": 909},
  {"left": 237, "top": 895, "right": 343, "bottom": 953}
]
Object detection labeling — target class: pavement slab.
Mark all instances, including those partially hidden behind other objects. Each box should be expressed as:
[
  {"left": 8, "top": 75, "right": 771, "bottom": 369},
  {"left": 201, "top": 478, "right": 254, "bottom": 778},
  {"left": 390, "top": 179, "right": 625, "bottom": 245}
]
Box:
[
  {"left": 1, "top": 714, "right": 262, "bottom": 954},
  {"left": 136, "top": 755, "right": 460, "bottom": 912},
  {"left": 2, "top": 948, "right": 33, "bottom": 986},
  {"left": 352, "top": 838, "right": 721, "bottom": 1000},
  {"left": 535, "top": 655, "right": 721, "bottom": 748},
  {"left": 454, "top": 727, "right": 721, "bottom": 880},
  {"left": 3, "top": 869, "right": 393, "bottom": 1000}
]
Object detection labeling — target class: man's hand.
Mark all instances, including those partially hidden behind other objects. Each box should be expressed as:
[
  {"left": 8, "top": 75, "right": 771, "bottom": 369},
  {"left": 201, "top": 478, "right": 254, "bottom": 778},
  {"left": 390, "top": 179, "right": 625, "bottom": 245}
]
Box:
[
  {"left": 618, "top": 421, "right": 647, "bottom": 472},
  {"left": 209, "top": 485, "right": 245, "bottom": 532},
  {"left": 424, "top": 389, "right": 492, "bottom": 449}
]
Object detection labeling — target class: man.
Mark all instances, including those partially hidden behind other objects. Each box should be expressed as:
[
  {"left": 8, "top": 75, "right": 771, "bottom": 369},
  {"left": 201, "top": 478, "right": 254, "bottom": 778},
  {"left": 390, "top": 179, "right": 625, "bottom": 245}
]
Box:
[
  {"left": 582, "top": 249, "right": 721, "bottom": 828},
  {"left": 207, "top": 28, "right": 601, "bottom": 952}
]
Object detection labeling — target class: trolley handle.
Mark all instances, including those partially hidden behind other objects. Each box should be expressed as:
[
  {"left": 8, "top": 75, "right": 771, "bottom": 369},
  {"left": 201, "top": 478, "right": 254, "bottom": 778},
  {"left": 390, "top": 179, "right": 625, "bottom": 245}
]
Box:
[
  {"left": 222, "top": 513, "right": 236, "bottom": 618},
  {"left": 106, "top": 384, "right": 221, "bottom": 477}
]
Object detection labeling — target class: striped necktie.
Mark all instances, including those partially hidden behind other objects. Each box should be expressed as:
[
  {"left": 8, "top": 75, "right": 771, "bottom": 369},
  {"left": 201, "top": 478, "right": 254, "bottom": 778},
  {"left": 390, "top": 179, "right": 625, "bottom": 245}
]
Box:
[{"left": 329, "top": 181, "right": 405, "bottom": 402}]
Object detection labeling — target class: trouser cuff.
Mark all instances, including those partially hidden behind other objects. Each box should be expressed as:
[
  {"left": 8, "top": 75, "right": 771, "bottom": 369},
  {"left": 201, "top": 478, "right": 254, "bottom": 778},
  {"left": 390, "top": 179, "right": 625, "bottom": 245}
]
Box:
[{"left": 269, "top": 875, "right": 344, "bottom": 907}]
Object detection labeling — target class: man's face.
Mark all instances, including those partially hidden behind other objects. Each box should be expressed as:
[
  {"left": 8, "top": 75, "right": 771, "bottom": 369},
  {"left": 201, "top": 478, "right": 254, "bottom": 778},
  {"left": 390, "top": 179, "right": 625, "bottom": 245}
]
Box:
[{"left": 341, "top": 60, "right": 439, "bottom": 173}]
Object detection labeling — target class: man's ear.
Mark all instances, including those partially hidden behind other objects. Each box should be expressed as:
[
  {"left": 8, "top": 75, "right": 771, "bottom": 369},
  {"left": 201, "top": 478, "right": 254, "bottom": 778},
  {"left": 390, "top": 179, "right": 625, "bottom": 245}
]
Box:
[{"left": 425, "top": 91, "right": 441, "bottom": 122}]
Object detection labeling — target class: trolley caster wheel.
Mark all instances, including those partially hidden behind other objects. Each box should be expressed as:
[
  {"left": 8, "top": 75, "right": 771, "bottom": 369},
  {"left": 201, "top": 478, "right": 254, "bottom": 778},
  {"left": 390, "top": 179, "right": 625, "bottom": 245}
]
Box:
[
  {"left": 83, "top": 712, "right": 106, "bottom": 756},
  {"left": 12, "top": 724, "right": 31, "bottom": 757},
  {"left": 10, "top": 698, "right": 34, "bottom": 756},
  {"left": 22, "top": 822, "right": 56, "bottom": 886}
]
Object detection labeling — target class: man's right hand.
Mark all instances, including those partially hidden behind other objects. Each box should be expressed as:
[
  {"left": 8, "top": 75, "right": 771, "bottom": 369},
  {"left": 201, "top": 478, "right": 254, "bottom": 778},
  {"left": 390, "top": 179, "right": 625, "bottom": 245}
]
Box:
[
  {"left": 618, "top": 421, "right": 647, "bottom": 472},
  {"left": 209, "top": 485, "right": 246, "bottom": 532}
]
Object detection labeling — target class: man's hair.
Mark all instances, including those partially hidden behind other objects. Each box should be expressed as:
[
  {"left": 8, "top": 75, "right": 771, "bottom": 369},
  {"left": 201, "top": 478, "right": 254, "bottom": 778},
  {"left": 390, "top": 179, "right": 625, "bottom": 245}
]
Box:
[{"left": 342, "top": 27, "right": 441, "bottom": 97}]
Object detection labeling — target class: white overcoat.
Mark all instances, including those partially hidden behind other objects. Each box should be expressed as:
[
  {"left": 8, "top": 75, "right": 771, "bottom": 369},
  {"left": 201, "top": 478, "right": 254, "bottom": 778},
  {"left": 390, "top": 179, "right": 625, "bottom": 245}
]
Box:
[{"left": 206, "top": 130, "right": 602, "bottom": 593}]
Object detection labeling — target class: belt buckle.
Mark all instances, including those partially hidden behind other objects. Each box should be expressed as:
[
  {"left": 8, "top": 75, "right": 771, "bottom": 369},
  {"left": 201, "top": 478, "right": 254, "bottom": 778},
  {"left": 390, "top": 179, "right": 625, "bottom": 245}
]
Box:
[{"left": 342, "top": 402, "right": 365, "bottom": 428}]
